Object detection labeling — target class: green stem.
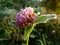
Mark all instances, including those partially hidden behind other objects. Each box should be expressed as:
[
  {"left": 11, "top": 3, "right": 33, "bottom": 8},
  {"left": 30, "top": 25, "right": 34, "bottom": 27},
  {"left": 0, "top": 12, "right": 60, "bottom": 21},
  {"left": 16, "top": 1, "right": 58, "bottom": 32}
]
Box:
[
  {"left": 26, "top": 36, "right": 29, "bottom": 45},
  {"left": 25, "top": 23, "right": 37, "bottom": 45},
  {"left": 42, "top": 34, "right": 46, "bottom": 45}
]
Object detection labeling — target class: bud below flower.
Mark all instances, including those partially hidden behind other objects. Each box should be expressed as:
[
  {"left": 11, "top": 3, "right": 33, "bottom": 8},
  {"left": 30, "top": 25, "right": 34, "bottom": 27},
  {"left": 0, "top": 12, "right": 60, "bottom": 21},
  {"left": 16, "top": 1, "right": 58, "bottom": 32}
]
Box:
[{"left": 16, "top": 7, "right": 37, "bottom": 28}]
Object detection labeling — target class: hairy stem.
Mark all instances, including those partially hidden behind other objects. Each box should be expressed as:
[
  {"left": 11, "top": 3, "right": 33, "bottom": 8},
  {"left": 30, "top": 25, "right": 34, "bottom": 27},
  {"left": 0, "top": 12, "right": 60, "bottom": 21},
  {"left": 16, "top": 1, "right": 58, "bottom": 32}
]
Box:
[{"left": 25, "top": 23, "right": 36, "bottom": 45}]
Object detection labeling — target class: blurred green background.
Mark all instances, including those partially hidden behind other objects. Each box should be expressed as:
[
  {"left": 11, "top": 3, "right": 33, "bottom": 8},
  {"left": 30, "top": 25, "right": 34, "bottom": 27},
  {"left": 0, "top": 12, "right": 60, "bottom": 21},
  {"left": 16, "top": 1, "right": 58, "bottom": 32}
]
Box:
[{"left": 0, "top": 0, "right": 60, "bottom": 45}]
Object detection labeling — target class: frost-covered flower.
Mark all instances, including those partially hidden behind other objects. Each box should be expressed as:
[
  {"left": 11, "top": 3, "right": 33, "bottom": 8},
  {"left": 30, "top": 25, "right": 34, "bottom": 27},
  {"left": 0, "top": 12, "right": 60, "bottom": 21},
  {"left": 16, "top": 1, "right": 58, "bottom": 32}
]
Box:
[{"left": 16, "top": 7, "right": 37, "bottom": 28}]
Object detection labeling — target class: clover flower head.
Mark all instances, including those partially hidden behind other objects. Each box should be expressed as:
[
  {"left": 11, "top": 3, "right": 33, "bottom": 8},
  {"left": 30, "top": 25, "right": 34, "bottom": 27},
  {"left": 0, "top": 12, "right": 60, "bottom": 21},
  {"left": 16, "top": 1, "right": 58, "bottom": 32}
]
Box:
[{"left": 16, "top": 7, "right": 37, "bottom": 28}]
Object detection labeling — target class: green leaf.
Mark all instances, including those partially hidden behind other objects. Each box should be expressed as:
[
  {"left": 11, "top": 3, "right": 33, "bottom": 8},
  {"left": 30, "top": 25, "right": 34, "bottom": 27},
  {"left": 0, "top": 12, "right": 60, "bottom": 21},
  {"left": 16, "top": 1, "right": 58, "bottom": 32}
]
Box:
[
  {"left": 24, "top": 23, "right": 36, "bottom": 40},
  {"left": 24, "top": 14, "right": 57, "bottom": 41},
  {"left": 36, "top": 14, "right": 57, "bottom": 23}
]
